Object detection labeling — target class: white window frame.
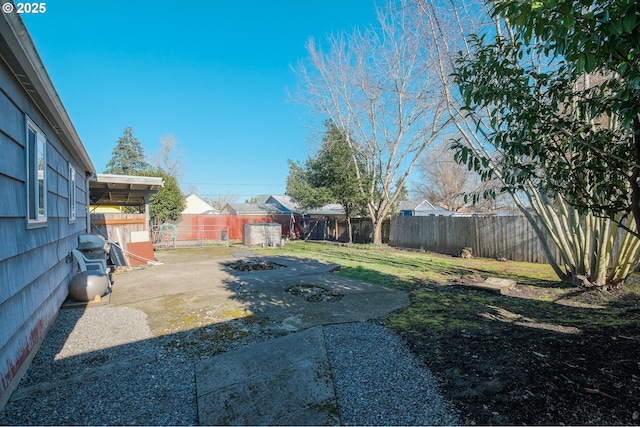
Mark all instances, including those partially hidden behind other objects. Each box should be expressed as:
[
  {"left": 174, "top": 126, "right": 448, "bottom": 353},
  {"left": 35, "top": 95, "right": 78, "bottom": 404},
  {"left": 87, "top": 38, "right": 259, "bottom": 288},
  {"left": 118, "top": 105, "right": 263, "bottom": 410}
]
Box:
[
  {"left": 26, "top": 117, "right": 47, "bottom": 227},
  {"left": 69, "top": 163, "right": 77, "bottom": 222}
]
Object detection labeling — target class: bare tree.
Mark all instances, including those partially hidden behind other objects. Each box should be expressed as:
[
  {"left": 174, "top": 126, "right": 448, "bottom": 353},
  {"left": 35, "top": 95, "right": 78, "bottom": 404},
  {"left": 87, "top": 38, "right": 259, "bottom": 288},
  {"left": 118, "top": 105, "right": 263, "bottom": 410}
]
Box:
[
  {"left": 414, "top": 139, "right": 511, "bottom": 212},
  {"left": 415, "top": 140, "right": 478, "bottom": 211},
  {"left": 153, "top": 134, "right": 185, "bottom": 178},
  {"left": 204, "top": 193, "right": 240, "bottom": 211},
  {"left": 294, "top": 0, "right": 449, "bottom": 244}
]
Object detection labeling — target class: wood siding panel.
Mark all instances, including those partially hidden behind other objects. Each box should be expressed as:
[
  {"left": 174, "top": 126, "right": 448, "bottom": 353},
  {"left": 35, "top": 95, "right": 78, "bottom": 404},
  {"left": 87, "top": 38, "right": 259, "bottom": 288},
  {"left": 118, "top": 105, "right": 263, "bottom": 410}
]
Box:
[
  {"left": 0, "top": 250, "right": 72, "bottom": 347},
  {"left": 0, "top": 268, "right": 67, "bottom": 403},
  {"left": 0, "top": 132, "right": 25, "bottom": 182},
  {"left": 0, "top": 226, "right": 77, "bottom": 304},
  {"left": 0, "top": 89, "right": 24, "bottom": 145},
  {"left": 0, "top": 54, "right": 92, "bottom": 407},
  {"left": 0, "top": 51, "right": 32, "bottom": 123},
  {"left": 0, "top": 175, "right": 25, "bottom": 219},
  {"left": 0, "top": 219, "right": 24, "bottom": 263}
]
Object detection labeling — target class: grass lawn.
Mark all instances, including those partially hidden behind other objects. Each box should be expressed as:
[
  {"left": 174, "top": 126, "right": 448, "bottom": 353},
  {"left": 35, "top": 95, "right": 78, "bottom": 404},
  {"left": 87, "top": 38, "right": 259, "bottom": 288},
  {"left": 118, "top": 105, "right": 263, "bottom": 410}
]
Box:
[
  {"left": 270, "top": 240, "right": 561, "bottom": 286},
  {"left": 259, "top": 241, "right": 640, "bottom": 425}
]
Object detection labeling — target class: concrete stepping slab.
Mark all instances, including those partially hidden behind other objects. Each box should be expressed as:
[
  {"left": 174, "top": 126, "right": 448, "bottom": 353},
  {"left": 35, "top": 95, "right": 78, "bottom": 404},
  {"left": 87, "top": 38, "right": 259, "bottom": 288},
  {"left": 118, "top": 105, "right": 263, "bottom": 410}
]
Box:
[
  {"left": 231, "top": 272, "right": 410, "bottom": 332},
  {"left": 463, "top": 277, "right": 516, "bottom": 294},
  {"left": 195, "top": 326, "right": 339, "bottom": 426}
]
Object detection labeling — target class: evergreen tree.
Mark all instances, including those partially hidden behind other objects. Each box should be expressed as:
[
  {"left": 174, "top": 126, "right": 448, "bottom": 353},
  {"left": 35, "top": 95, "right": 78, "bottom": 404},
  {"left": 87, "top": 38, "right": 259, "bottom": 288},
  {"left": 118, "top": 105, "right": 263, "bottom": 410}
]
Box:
[
  {"left": 105, "top": 126, "right": 150, "bottom": 174},
  {"left": 286, "top": 121, "right": 370, "bottom": 243}
]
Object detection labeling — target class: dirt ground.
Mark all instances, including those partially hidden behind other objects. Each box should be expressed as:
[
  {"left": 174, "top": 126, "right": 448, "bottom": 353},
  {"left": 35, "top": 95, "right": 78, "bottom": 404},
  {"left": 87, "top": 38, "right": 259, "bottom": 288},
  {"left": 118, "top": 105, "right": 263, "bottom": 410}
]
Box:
[
  {"left": 142, "top": 245, "right": 640, "bottom": 425},
  {"left": 393, "top": 281, "right": 640, "bottom": 426}
]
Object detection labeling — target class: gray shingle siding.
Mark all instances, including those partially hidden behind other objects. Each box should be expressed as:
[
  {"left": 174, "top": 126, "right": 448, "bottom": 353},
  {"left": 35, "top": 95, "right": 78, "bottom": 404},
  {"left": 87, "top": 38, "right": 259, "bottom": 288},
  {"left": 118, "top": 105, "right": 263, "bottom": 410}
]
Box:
[{"left": 0, "top": 14, "right": 94, "bottom": 409}]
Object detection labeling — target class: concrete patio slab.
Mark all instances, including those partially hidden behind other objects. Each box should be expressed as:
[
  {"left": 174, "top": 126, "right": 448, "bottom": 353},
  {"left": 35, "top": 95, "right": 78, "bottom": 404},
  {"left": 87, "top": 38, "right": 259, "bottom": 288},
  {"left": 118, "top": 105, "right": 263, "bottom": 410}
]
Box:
[
  {"left": 109, "top": 253, "right": 409, "bottom": 335},
  {"left": 195, "top": 326, "right": 339, "bottom": 426},
  {"left": 230, "top": 272, "right": 409, "bottom": 332},
  {"left": 55, "top": 250, "right": 410, "bottom": 425}
]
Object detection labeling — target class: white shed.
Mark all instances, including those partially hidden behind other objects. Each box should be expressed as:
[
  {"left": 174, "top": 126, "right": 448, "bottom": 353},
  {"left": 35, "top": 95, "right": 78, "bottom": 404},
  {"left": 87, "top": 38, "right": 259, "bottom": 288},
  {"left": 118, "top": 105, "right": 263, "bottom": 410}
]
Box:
[{"left": 243, "top": 223, "right": 282, "bottom": 246}]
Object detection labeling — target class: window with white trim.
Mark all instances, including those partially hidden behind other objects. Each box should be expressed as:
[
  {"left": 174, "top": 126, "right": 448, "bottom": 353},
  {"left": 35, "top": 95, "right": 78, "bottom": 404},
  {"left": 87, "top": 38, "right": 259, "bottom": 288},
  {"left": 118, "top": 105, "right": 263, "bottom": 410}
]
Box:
[
  {"left": 27, "top": 118, "right": 47, "bottom": 225},
  {"left": 69, "top": 163, "right": 77, "bottom": 222}
]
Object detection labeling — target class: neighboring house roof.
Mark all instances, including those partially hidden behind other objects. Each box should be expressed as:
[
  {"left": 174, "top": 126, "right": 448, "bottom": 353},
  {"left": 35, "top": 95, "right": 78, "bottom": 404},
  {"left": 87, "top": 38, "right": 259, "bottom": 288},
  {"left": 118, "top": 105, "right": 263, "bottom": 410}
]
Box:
[
  {"left": 398, "top": 201, "right": 419, "bottom": 212},
  {"left": 265, "top": 195, "right": 346, "bottom": 216},
  {"left": 266, "top": 195, "right": 298, "bottom": 212},
  {"left": 250, "top": 195, "right": 270, "bottom": 204},
  {"left": 89, "top": 174, "right": 163, "bottom": 207},
  {"left": 306, "top": 203, "right": 346, "bottom": 216},
  {"left": 399, "top": 200, "right": 442, "bottom": 212},
  {"left": 182, "top": 193, "right": 219, "bottom": 215},
  {"left": 0, "top": 12, "right": 94, "bottom": 173},
  {"left": 399, "top": 199, "right": 447, "bottom": 215},
  {"left": 221, "top": 202, "right": 284, "bottom": 215}
]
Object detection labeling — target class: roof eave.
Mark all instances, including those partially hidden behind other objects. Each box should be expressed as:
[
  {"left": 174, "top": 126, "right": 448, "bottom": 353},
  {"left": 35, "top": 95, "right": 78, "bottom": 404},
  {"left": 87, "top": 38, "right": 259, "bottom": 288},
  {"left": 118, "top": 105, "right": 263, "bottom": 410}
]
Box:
[{"left": 0, "top": 12, "right": 94, "bottom": 173}]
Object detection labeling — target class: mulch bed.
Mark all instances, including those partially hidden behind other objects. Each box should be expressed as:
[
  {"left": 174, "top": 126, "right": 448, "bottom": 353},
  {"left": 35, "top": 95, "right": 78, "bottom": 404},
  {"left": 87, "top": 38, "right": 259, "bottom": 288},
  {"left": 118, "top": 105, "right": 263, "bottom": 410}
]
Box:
[
  {"left": 395, "top": 283, "right": 640, "bottom": 425},
  {"left": 225, "top": 260, "right": 283, "bottom": 271},
  {"left": 286, "top": 284, "right": 344, "bottom": 302}
]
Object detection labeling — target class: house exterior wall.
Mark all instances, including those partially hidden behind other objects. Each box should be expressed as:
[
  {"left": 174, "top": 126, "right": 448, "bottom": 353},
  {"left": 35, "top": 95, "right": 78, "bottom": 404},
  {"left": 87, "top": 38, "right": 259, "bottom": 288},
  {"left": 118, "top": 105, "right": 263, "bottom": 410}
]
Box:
[
  {"left": 182, "top": 194, "right": 218, "bottom": 215},
  {"left": 0, "top": 24, "right": 93, "bottom": 408}
]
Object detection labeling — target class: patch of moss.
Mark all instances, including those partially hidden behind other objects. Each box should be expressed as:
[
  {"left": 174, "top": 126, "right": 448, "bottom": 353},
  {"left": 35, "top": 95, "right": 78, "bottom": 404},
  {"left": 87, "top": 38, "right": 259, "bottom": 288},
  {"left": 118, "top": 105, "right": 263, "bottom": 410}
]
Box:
[
  {"left": 308, "top": 399, "right": 340, "bottom": 421},
  {"left": 222, "top": 308, "right": 252, "bottom": 319}
]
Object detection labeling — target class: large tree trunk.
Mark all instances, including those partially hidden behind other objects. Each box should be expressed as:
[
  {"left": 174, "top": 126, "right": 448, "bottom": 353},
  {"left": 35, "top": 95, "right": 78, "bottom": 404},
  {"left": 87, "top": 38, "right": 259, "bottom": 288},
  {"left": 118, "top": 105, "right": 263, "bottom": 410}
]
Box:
[
  {"left": 630, "top": 116, "right": 640, "bottom": 236},
  {"left": 372, "top": 218, "right": 383, "bottom": 245}
]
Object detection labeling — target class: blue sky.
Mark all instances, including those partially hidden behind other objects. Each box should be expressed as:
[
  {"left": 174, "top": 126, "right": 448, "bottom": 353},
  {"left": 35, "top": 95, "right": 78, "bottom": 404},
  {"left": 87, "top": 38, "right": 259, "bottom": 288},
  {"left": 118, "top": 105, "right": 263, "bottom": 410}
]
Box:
[{"left": 21, "top": 0, "right": 379, "bottom": 201}]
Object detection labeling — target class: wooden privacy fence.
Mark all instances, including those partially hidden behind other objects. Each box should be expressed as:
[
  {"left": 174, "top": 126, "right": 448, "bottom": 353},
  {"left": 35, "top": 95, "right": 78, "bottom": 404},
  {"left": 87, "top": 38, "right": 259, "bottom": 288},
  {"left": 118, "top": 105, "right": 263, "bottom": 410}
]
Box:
[
  {"left": 302, "top": 218, "right": 390, "bottom": 244},
  {"left": 389, "top": 215, "right": 562, "bottom": 264},
  {"left": 90, "top": 213, "right": 148, "bottom": 248}
]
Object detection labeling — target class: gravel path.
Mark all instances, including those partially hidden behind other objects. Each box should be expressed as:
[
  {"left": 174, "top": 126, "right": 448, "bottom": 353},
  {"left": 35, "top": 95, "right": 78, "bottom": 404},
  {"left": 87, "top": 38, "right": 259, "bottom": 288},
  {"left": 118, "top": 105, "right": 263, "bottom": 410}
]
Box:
[
  {"left": 324, "top": 322, "right": 459, "bottom": 426},
  {"left": 0, "top": 306, "right": 197, "bottom": 426},
  {"left": 0, "top": 306, "right": 458, "bottom": 425}
]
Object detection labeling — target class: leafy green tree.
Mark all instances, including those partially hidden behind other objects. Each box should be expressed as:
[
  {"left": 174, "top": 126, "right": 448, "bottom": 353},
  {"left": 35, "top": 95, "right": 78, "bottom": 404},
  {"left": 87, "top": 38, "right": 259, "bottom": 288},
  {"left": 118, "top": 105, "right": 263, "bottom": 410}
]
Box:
[
  {"left": 286, "top": 121, "right": 370, "bottom": 243},
  {"left": 140, "top": 167, "right": 185, "bottom": 226},
  {"left": 455, "top": 0, "right": 640, "bottom": 236},
  {"left": 447, "top": 0, "right": 640, "bottom": 286},
  {"left": 286, "top": 161, "right": 331, "bottom": 209},
  {"left": 105, "top": 126, "right": 150, "bottom": 174}
]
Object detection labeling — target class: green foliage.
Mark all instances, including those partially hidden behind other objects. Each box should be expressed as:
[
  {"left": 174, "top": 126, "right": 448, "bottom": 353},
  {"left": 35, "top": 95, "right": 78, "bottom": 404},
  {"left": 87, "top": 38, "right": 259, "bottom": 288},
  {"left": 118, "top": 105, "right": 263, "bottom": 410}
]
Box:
[
  {"left": 140, "top": 167, "right": 186, "bottom": 225},
  {"left": 496, "top": 0, "right": 639, "bottom": 85},
  {"left": 105, "top": 126, "right": 150, "bottom": 174},
  {"left": 286, "top": 160, "right": 332, "bottom": 210},
  {"left": 454, "top": 0, "right": 640, "bottom": 232},
  {"left": 286, "top": 121, "right": 370, "bottom": 218}
]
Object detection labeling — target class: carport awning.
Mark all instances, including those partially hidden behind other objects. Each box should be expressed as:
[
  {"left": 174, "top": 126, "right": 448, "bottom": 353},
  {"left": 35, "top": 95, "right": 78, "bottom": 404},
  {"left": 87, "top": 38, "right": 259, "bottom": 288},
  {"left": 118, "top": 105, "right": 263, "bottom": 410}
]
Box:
[{"left": 89, "top": 174, "right": 163, "bottom": 207}]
